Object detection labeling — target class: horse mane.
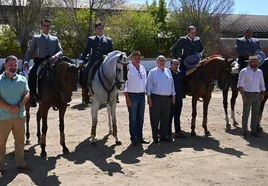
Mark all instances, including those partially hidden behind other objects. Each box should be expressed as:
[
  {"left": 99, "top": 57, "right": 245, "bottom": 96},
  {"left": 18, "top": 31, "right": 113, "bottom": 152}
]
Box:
[{"left": 104, "top": 50, "right": 124, "bottom": 63}]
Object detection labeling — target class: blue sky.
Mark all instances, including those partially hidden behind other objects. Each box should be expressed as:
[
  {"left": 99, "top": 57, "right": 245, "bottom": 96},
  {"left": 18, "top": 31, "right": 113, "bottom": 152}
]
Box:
[{"left": 128, "top": 0, "right": 268, "bottom": 15}]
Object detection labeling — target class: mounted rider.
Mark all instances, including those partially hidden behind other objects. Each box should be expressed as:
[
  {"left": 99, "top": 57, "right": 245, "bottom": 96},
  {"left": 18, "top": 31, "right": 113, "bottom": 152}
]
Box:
[
  {"left": 80, "top": 22, "right": 114, "bottom": 104},
  {"left": 24, "top": 19, "right": 63, "bottom": 107}
]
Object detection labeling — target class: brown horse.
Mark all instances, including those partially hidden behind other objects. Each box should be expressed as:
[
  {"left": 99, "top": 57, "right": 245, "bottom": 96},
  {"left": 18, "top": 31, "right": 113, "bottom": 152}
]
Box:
[
  {"left": 186, "top": 55, "right": 236, "bottom": 136},
  {"left": 25, "top": 58, "right": 78, "bottom": 157}
]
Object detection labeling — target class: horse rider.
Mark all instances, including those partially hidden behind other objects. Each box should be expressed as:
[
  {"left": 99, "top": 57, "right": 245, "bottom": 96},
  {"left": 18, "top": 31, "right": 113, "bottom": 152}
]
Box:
[
  {"left": 236, "top": 28, "right": 261, "bottom": 71},
  {"left": 80, "top": 22, "right": 114, "bottom": 104},
  {"left": 24, "top": 19, "right": 63, "bottom": 107},
  {"left": 171, "top": 26, "right": 204, "bottom": 71}
]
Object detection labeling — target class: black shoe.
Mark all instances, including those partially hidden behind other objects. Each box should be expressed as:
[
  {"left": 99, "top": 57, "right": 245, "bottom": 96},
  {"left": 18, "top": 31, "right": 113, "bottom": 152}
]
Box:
[
  {"left": 153, "top": 138, "right": 159, "bottom": 144},
  {"left": 242, "top": 132, "right": 247, "bottom": 138},
  {"left": 175, "top": 132, "right": 187, "bottom": 139},
  {"left": 251, "top": 132, "right": 260, "bottom": 138},
  {"left": 139, "top": 139, "right": 150, "bottom": 144},
  {"left": 256, "top": 126, "right": 263, "bottom": 133},
  {"left": 131, "top": 139, "right": 139, "bottom": 146},
  {"left": 160, "top": 137, "right": 174, "bottom": 142}
]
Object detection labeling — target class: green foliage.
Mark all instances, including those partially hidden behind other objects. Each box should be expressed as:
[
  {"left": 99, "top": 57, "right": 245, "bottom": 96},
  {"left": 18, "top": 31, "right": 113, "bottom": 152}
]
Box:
[
  {"left": 0, "top": 26, "right": 20, "bottom": 57},
  {"left": 52, "top": 8, "right": 93, "bottom": 58},
  {"left": 106, "top": 10, "right": 158, "bottom": 57}
]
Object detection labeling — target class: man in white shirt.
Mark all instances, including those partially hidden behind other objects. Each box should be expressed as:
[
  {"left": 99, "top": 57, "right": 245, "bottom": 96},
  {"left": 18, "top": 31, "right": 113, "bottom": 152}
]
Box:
[
  {"left": 123, "top": 51, "right": 149, "bottom": 146},
  {"left": 238, "top": 55, "right": 265, "bottom": 138},
  {"left": 146, "top": 55, "right": 176, "bottom": 143}
]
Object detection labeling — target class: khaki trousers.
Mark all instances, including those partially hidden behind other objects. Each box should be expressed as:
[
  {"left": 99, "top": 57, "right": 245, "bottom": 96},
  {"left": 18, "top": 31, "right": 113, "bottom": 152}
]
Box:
[{"left": 0, "top": 117, "right": 25, "bottom": 168}]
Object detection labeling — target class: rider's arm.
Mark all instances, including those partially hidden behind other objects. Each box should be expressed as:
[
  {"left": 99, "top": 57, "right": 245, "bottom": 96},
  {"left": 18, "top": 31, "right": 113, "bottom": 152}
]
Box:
[
  {"left": 54, "top": 37, "right": 63, "bottom": 58},
  {"left": 24, "top": 36, "right": 36, "bottom": 64},
  {"left": 81, "top": 37, "right": 92, "bottom": 63}
]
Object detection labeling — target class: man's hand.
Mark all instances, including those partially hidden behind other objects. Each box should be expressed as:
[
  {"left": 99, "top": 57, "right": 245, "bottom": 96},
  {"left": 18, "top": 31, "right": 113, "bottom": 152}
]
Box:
[
  {"left": 171, "top": 96, "right": 176, "bottom": 105},
  {"left": 260, "top": 94, "right": 265, "bottom": 102},
  {"left": 147, "top": 97, "right": 152, "bottom": 107},
  {"left": 126, "top": 98, "right": 132, "bottom": 107},
  {"left": 50, "top": 56, "right": 58, "bottom": 63},
  {"left": 242, "top": 95, "right": 248, "bottom": 104},
  {"left": 8, "top": 106, "right": 20, "bottom": 115}
]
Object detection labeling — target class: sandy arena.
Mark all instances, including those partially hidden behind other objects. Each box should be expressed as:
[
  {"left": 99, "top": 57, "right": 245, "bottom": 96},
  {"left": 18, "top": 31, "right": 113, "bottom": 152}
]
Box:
[{"left": 1, "top": 89, "right": 268, "bottom": 186}]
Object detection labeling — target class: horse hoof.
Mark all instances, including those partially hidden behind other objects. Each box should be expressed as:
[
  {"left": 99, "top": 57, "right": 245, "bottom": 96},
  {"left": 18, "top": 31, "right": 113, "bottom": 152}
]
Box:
[
  {"left": 63, "top": 148, "right": 70, "bottom": 154},
  {"left": 226, "top": 124, "right": 231, "bottom": 130},
  {"left": 25, "top": 140, "right": 31, "bottom": 145},
  {"left": 233, "top": 121, "right": 239, "bottom": 127},
  {"left": 191, "top": 131, "right": 196, "bottom": 136},
  {"left": 41, "top": 151, "right": 47, "bottom": 158},
  {"left": 205, "top": 131, "right": 211, "bottom": 136},
  {"left": 116, "top": 141, "right": 122, "bottom": 146}
]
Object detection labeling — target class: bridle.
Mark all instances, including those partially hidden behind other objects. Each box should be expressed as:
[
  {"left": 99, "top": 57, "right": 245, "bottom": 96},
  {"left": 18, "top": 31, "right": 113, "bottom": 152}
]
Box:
[{"left": 98, "top": 57, "right": 129, "bottom": 103}]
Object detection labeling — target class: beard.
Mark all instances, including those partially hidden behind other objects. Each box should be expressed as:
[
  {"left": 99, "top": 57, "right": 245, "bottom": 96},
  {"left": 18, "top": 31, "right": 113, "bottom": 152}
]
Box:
[
  {"left": 5, "top": 68, "right": 17, "bottom": 76},
  {"left": 250, "top": 64, "right": 258, "bottom": 69}
]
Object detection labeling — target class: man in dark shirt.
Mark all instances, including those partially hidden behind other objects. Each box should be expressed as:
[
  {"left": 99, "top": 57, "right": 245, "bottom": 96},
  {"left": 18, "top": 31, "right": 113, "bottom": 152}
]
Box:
[
  {"left": 168, "top": 59, "right": 202, "bottom": 138},
  {"left": 171, "top": 26, "right": 204, "bottom": 71},
  {"left": 236, "top": 28, "right": 261, "bottom": 70}
]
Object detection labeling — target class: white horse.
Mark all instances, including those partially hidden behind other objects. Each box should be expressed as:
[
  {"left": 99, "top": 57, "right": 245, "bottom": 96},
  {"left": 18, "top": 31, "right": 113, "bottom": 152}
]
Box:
[{"left": 89, "top": 51, "right": 129, "bottom": 145}]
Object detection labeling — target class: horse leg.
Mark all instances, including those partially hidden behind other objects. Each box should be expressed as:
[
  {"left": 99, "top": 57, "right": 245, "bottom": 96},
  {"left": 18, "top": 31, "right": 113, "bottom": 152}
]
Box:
[
  {"left": 36, "top": 107, "right": 41, "bottom": 144},
  {"left": 59, "top": 104, "right": 69, "bottom": 154},
  {"left": 40, "top": 105, "right": 50, "bottom": 157},
  {"left": 110, "top": 103, "right": 121, "bottom": 145},
  {"left": 203, "top": 95, "right": 212, "bottom": 136},
  {"left": 230, "top": 86, "right": 239, "bottom": 126},
  {"left": 25, "top": 101, "right": 31, "bottom": 145},
  {"left": 257, "top": 95, "right": 267, "bottom": 133},
  {"left": 91, "top": 99, "right": 100, "bottom": 145},
  {"left": 107, "top": 106, "right": 112, "bottom": 134},
  {"left": 222, "top": 87, "right": 230, "bottom": 129},
  {"left": 191, "top": 97, "right": 198, "bottom": 136}
]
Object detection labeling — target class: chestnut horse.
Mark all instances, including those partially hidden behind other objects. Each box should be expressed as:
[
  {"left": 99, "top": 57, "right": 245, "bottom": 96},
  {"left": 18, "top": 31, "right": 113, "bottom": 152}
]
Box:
[
  {"left": 186, "top": 55, "right": 235, "bottom": 136},
  {"left": 25, "top": 58, "right": 79, "bottom": 157}
]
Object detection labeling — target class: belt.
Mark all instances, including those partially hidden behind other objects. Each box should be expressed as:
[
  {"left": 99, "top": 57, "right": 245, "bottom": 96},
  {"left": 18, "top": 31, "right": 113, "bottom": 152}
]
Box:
[
  {"left": 128, "top": 92, "right": 145, "bottom": 95},
  {"left": 245, "top": 92, "right": 260, "bottom": 94},
  {"left": 151, "top": 93, "right": 171, "bottom": 98}
]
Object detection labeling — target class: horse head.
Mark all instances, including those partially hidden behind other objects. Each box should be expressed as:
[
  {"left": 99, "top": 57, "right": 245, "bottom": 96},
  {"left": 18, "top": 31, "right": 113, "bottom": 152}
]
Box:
[
  {"left": 217, "top": 57, "right": 236, "bottom": 90},
  {"left": 55, "top": 61, "right": 79, "bottom": 103},
  {"left": 114, "top": 52, "right": 129, "bottom": 90}
]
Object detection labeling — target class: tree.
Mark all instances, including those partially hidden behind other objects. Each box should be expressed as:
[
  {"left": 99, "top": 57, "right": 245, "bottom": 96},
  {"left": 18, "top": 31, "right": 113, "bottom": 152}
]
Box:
[
  {"left": 106, "top": 10, "right": 158, "bottom": 57},
  {"left": 0, "top": 0, "right": 51, "bottom": 56},
  {"left": 52, "top": 8, "right": 92, "bottom": 58},
  {"left": 169, "top": 0, "right": 234, "bottom": 55},
  {"left": 0, "top": 26, "right": 20, "bottom": 57}
]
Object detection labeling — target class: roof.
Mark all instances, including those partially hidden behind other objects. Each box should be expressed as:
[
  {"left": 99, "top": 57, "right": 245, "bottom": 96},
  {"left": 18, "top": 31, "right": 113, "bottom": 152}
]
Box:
[{"left": 221, "top": 14, "right": 268, "bottom": 33}]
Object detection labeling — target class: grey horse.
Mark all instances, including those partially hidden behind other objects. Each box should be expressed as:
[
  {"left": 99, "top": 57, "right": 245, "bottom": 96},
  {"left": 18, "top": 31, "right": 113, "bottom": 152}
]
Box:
[{"left": 89, "top": 51, "right": 129, "bottom": 145}]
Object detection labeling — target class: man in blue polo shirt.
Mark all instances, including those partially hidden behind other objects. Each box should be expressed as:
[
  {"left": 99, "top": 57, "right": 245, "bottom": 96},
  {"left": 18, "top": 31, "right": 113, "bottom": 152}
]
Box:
[
  {"left": 0, "top": 55, "right": 31, "bottom": 176},
  {"left": 168, "top": 59, "right": 202, "bottom": 138}
]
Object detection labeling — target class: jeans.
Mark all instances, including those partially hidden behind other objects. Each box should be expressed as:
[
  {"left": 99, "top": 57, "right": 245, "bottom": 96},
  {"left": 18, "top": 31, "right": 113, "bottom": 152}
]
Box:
[
  {"left": 128, "top": 93, "right": 145, "bottom": 141},
  {"left": 168, "top": 98, "right": 183, "bottom": 135}
]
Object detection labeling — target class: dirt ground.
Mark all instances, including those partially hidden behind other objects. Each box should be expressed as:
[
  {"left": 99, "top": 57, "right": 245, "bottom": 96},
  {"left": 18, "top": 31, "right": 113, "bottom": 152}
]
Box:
[{"left": 1, "top": 89, "right": 268, "bottom": 186}]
